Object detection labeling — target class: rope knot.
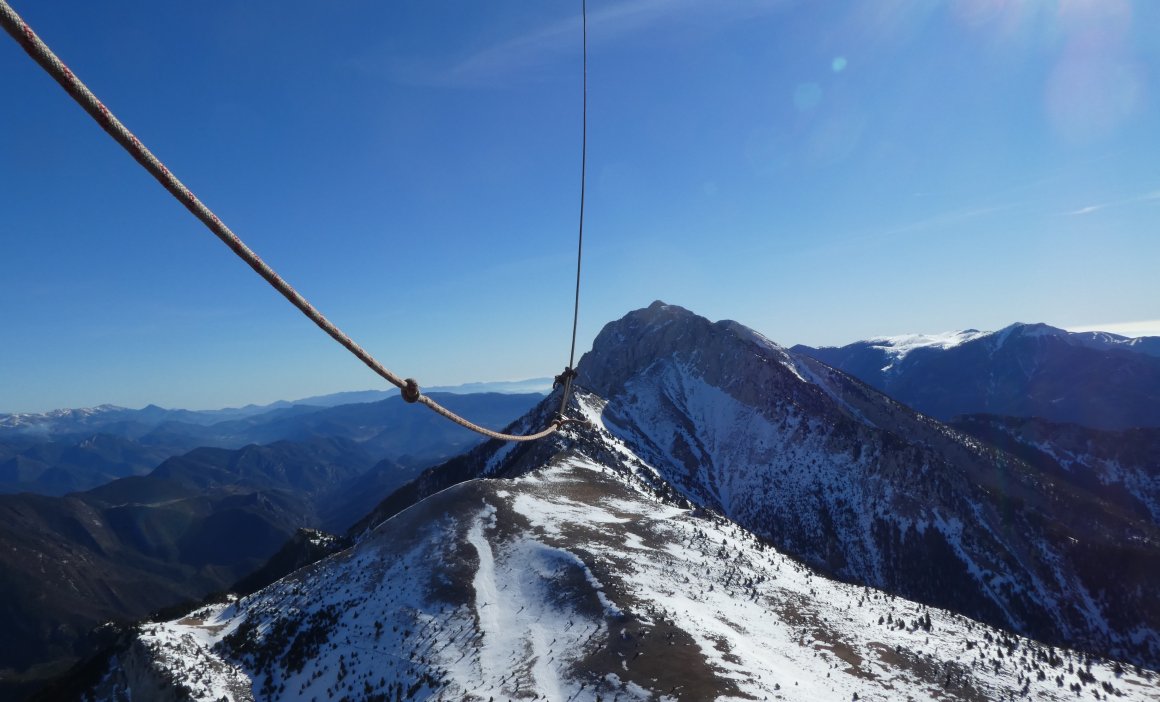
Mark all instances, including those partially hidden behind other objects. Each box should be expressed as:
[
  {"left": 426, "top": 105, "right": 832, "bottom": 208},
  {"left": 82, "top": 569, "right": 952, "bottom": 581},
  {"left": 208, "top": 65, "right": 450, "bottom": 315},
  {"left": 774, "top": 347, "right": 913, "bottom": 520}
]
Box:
[
  {"left": 553, "top": 366, "right": 578, "bottom": 390},
  {"left": 401, "top": 378, "right": 421, "bottom": 403},
  {"left": 0, "top": 0, "right": 584, "bottom": 444}
]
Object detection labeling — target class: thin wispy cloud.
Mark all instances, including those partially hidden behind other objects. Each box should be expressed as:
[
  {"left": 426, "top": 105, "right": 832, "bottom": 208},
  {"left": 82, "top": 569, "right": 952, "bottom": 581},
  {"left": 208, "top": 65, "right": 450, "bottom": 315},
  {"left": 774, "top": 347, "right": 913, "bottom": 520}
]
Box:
[
  {"left": 1062, "top": 189, "right": 1160, "bottom": 216},
  {"left": 1067, "top": 320, "right": 1160, "bottom": 338},
  {"left": 784, "top": 203, "right": 1014, "bottom": 259},
  {"left": 878, "top": 205, "right": 1011, "bottom": 238},
  {"left": 378, "top": 0, "right": 791, "bottom": 88}
]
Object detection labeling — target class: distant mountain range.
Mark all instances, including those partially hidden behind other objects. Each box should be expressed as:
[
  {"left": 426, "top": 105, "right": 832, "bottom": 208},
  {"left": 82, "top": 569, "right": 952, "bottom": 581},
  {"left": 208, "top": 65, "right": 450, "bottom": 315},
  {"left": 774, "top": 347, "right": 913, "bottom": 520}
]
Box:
[
  {"left": 0, "top": 378, "right": 551, "bottom": 437},
  {"left": 86, "top": 303, "right": 1160, "bottom": 701},
  {"left": 288, "top": 377, "right": 553, "bottom": 408},
  {"left": 793, "top": 323, "right": 1160, "bottom": 430},
  {"left": 0, "top": 391, "right": 544, "bottom": 496},
  {"left": 0, "top": 391, "right": 542, "bottom": 696}
]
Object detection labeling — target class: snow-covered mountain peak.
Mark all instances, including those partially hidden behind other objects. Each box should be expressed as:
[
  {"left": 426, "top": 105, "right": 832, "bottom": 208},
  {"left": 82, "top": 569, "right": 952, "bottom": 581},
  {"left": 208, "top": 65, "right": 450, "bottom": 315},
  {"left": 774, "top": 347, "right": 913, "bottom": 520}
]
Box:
[
  {"left": 576, "top": 303, "right": 810, "bottom": 411},
  {"left": 81, "top": 303, "right": 1160, "bottom": 699},
  {"left": 574, "top": 307, "right": 1160, "bottom": 666},
  {"left": 989, "top": 322, "right": 1071, "bottom": 349},
  {"left": 717, "top": 318, "right": 786, "bottom": 354}
]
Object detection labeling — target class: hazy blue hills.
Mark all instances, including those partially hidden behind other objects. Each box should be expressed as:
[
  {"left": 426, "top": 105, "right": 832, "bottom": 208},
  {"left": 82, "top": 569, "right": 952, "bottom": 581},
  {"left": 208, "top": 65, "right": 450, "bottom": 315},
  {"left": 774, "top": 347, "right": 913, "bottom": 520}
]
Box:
[
  {"left": 0, "top": 434, "right": 175, "bottom": 496},
  {"left": 0, "top": 430, "right": 461, "bottom": 688},
  {"left": 0, "top": 390, "right": 543, "bottom": 695},
  {"left": 0, "top": 392, "right": 543, "bottom": 496},
  {"left": 289, "top": 377, "right": 552, "bottom": 407},
  {"left": 0, "top": 379, "right": 551, "bottom": 440},
  {"left": 0, "top": 438, "right": 373, "bottom": 675}
]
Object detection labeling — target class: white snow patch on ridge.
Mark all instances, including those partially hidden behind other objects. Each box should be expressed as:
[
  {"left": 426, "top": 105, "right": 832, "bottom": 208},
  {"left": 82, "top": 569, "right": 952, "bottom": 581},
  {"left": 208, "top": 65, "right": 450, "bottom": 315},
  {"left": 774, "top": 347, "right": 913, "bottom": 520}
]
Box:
[{"left": 869, "top": 329, "right": 990, "bottom": 363}]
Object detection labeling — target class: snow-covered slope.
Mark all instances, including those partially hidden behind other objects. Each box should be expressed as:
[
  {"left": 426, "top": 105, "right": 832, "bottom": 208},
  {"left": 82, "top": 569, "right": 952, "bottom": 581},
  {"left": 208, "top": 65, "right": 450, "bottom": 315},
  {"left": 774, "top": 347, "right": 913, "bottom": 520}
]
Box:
[
  {"left": 569, "top": 304, "right": 1160, "bottom": 667},
  {"left": 91, "top": 402, "right": 1160, "bottom": 700},
  {"left": 865, "top": 329, "right": 991, "bottom": 369}
]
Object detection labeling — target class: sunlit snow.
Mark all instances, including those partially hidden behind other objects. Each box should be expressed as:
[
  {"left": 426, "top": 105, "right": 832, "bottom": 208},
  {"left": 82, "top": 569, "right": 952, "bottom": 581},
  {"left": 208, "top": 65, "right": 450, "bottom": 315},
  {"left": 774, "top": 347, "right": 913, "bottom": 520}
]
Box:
[{"left": 106, "top": 400, "right": 1160, "bottom": 701}]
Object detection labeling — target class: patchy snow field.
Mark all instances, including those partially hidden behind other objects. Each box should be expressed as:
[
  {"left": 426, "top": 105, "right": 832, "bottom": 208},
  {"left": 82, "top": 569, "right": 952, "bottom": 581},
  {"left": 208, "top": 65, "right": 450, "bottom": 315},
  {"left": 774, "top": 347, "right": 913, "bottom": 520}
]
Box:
[{"left": 105, "top": 445, "right": 1160, "bottom": 701}]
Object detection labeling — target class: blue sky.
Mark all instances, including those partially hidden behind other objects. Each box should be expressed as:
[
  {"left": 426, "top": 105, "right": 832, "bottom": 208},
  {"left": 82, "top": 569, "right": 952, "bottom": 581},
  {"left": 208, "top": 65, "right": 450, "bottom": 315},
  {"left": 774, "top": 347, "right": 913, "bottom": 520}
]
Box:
[{"left": 2, "top": 0, "right": 1158, "bottom": 413}]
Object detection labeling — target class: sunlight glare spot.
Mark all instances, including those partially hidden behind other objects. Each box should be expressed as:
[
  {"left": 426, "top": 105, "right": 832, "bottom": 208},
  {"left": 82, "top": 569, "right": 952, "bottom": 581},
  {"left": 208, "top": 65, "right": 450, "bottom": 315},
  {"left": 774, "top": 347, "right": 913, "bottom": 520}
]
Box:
[
  {"left": 951, "top": 0, "right": 1007, "bottom": 28},
  {"left": 1045, "top": 57, "right": 1141, "bottom": 144},
  {"left": 831, "top": 56, "right": 847, "bottom": 73},
  {"left": 1057, "top": 0, "right": 1132, "bottom": 39}
]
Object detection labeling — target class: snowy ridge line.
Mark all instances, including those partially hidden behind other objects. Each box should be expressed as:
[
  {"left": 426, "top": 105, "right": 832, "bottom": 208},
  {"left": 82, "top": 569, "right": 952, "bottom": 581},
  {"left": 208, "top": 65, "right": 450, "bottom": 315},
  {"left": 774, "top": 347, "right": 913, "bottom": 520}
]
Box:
[
  {"left": 867, "top": 329, "right": 991, "bottom": 361},
  {"left": 790, "top": 357, "right": 878, "bottom": 428},
  {"left": 111, "top": 450, "right": 1160, "bottom": 701},
  {"left": 0, "top": 404, "right": 123, "bottom": 427}
]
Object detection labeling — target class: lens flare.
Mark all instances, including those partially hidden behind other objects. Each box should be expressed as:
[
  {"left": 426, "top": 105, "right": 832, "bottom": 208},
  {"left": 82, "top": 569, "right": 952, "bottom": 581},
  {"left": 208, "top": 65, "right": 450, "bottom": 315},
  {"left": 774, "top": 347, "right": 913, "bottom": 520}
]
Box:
[
  {"left": 1044, "top": 0, "right": 1140, "bottom": 144},
  {"left": 1045, "top": 56, "right": 1142, "bottom": 144}
]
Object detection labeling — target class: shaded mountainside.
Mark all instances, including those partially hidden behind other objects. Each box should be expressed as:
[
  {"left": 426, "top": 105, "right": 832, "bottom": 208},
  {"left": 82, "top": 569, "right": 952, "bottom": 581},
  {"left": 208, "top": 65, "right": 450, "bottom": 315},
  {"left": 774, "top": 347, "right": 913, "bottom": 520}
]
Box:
[
  {"left": 0, "top": 392, "right": 541, "bottom": 697},
  {"left": 951, "top": 415, "right": 1160, "bottom": 526},
  {"left": 229, "top": 529, "right": 350, "bottom": 599},
  {"left": 0, "top": 438, "right": 397, "bottom": 684},
  {"left": 792, "top": 322, "right": 1160, "bottom": 430},
  {"left": 0, "top": 434, "right": 175, "bottom": 496},
  {"left": 93, "top": 402, "right": 1160, "bottom": 701}
]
